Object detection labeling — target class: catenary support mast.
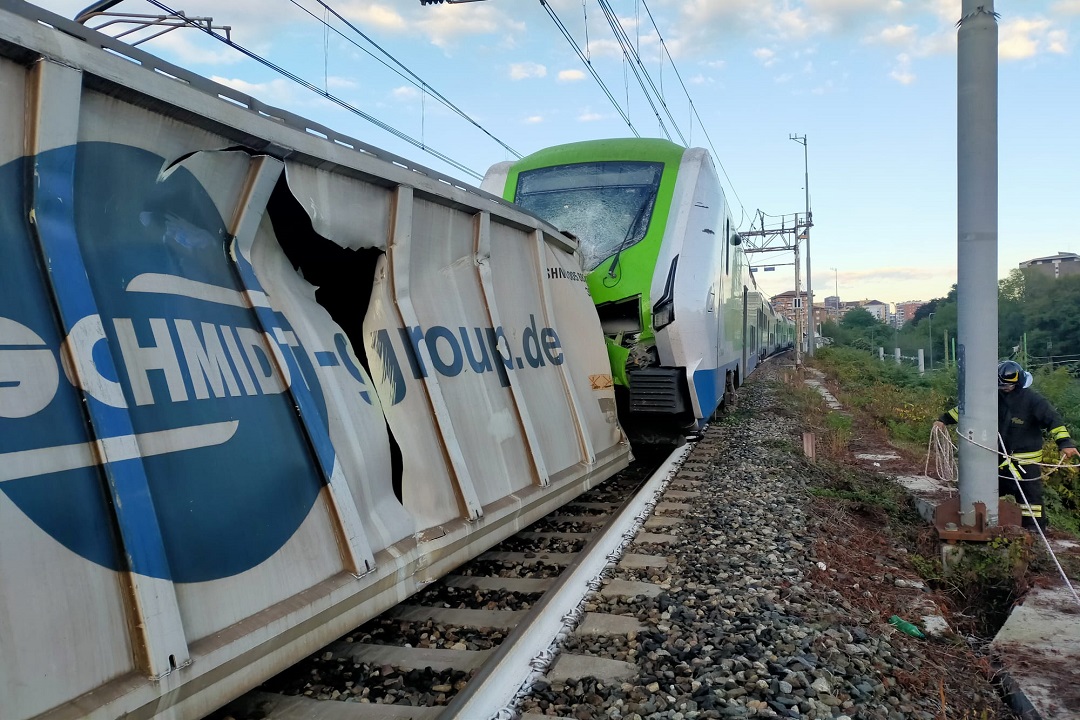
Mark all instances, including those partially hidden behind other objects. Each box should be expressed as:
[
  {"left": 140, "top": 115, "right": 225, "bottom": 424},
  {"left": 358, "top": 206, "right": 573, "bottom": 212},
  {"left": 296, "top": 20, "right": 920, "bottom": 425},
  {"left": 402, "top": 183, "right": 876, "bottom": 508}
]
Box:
[{"left": 956, "top": 0, "right": 999, "bottom": 526}]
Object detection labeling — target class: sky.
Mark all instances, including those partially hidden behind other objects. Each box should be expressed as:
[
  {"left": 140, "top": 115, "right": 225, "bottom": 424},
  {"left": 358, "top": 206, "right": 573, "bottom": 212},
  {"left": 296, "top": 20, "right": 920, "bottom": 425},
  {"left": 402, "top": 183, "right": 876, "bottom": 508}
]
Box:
[{"left": 27, "top": 0, "right": 1080, "bottom": 308}]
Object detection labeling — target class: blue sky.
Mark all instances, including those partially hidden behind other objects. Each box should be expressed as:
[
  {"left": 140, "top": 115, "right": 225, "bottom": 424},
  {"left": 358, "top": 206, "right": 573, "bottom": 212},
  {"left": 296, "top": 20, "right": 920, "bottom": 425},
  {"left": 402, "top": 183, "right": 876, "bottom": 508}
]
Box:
[{"left": 32, "top": 0, "right": 1080, "bottom": 307}]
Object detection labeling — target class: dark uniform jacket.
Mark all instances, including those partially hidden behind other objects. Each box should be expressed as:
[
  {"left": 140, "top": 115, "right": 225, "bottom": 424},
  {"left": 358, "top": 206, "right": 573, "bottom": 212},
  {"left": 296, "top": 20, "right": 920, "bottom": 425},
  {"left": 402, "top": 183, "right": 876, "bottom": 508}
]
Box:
[{"left": 939, "top": 387, "right": 1076, "bottom": 465}]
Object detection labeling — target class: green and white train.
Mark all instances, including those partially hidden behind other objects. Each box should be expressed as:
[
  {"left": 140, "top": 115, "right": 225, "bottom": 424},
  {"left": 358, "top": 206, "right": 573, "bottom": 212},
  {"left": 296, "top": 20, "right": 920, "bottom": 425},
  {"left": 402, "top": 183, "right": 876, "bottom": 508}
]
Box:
[{"left": 484, "top": 138, "right": 794, "bottom": 443}]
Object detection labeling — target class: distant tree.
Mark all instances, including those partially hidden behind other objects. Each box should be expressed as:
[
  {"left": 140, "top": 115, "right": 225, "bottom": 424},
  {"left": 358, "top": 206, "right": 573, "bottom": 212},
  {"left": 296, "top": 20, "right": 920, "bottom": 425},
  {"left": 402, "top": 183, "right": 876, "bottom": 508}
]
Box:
[
  {"left": 913, "top": 284, "right": 957, "bottom": 324},
  {"left": 999, "top": 269, "right": 1026, "bottom": 354},
  {"left": 1023, "top": 274, "right": 1080, "bottom": 359},
  {"left": 1000, "top": 269, "right": 1025, "bottom": 302},
  {"left": 840, "top": 307, "right": 881, "bottom": 330},
  {"left": 912, "top": 301, "right": 937, "bottom": 324}
]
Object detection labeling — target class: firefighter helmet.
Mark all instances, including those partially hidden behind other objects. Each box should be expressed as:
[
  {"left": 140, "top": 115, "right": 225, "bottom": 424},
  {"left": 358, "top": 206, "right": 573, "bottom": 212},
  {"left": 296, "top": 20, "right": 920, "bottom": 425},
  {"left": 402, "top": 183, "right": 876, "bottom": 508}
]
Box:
[{"left": 997, "top": 360, "right": 1024, "bottom": 387}]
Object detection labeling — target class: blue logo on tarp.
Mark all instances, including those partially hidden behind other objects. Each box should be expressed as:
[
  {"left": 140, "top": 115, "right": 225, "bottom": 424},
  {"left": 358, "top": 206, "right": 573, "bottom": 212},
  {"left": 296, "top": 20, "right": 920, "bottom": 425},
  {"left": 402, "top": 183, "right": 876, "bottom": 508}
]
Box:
[{"left": 0, "top": 144, "right": 336, "bottom": 582}]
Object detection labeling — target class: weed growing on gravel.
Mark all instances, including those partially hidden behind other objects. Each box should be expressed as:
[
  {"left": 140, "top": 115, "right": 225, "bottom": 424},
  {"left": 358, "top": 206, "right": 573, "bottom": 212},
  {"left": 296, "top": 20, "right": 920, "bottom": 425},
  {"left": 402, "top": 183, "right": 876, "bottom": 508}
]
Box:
[{"left": 808, "top": 464, "right": 914, "bottom": 521}]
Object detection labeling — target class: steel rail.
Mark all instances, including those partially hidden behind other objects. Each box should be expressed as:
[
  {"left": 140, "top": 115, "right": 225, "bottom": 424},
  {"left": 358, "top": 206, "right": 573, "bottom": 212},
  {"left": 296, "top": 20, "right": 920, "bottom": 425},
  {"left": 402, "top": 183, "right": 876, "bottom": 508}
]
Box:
[{"left": 440, "top": 443, "right": 692, "bottom": 719}]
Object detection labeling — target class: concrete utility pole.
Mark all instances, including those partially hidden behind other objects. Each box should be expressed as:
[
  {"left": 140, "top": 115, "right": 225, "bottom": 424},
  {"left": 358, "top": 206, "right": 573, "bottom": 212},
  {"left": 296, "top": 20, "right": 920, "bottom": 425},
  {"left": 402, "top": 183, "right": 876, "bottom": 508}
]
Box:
[
  {"left": 956, "top": 0, "right": 999, "bottom": 526},
  {"left": 791, "top": 134, "right": 813, "bottom": 356}
]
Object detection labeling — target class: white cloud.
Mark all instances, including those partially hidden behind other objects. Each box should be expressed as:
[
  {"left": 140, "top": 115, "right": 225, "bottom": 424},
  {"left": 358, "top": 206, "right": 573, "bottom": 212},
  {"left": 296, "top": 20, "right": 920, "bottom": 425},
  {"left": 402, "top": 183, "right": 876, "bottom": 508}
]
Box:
[
  {"left": 774, "top": 72, "right": 793, "bottom": 84},
  {"left": 867, "top": 24, "right": 918, "bottom": 46},
  {"left": 392, "top": 86, "right": 419, "bottom": 100},
  {"left": 923, "top": 0, "right": 961, "bottom": 25},
  {"left": 339, "top": 2, "right": 407, "bottom": 32},
  {"left": 889, "top": 53, "right": 915, "bottom": 85},
  {"left": 414, "top": 4, "right": 524, "bottom": 49},
  {"left": 999, "top": 17, "right": 1069, "bottom": 60},
  {"left": 324, "top": 0, "right": 528, "bottom": 50},
  {"left": 1047, "top": 29, "right": 1068, "bottom": 53},
  {"left": 510, "top": 62, "right": 547, "bottom": 80},
  {"left": 327, "top": 76, "right": 358, "bottom": 90},
  {"left": 524, "top": 115, "right": 544, "bottom": 124},
  {"left": 753, "top": 47, "right": 778, "bottom": 67},
  {"left": 582, "top": 38, "right": 625, "bottom": 60},
  {"left": 914, "top": 31, "right": 956, "bottom": 57},
  {"left": 149, "top": 31, "right": 246, "bottom": 66},
  {"left": 578, "top": 111, "right": 605, "bottom": 122},
  {"left": 558, "top": 69, "right": 586, "bottom": 82},
  {"left": 1051, "top": 0, "right": 1080, "bottom": 14}
]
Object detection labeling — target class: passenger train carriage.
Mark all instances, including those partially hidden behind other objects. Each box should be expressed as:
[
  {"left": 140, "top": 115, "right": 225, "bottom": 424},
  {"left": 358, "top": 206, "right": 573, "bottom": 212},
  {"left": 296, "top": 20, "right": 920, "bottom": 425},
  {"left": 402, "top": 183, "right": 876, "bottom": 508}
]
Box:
[{"left": 484, "top": 139, "right": 793, "bottom": 443}]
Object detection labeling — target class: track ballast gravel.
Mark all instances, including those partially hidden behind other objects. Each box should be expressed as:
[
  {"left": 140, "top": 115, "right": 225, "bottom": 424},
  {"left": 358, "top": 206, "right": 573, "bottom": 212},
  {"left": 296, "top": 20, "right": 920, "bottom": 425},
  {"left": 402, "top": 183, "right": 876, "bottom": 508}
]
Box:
[{"left": 518, "top": 362, "right": 1006, "bottom": 720}]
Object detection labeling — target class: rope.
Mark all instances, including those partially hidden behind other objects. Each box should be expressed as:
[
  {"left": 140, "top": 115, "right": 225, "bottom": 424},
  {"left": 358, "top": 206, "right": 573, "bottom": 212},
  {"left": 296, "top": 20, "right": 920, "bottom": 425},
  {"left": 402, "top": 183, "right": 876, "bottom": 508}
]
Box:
[
  {"left": 992, "top": 433, "right": 1080, "bottom": 607},
  {"left": 933, "top": 425, "right": 1080, "bottom": 607},
  {"left": 925, "top": 424, "right": 957, "bottom": 485}
]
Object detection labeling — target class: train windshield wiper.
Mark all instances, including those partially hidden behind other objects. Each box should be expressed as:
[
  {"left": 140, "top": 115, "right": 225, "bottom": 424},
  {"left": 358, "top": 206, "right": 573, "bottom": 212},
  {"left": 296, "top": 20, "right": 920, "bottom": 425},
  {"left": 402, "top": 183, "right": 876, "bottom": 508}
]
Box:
[{"left": 607, "top": 186, "right": 657, "bottom": 279}]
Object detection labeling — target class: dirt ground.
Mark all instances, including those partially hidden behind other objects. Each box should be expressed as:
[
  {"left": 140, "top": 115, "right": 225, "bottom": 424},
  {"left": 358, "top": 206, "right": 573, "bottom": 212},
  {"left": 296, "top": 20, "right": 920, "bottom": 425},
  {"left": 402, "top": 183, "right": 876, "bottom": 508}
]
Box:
[{"left": 789, "top": 369, "right": 1080, "bottom": 720}]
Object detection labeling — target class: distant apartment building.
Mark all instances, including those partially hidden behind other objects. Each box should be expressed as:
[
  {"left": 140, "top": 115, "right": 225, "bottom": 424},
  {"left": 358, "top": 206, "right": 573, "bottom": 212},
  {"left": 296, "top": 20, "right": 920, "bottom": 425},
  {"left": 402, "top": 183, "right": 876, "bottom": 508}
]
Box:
[
  {"left": 769, "top": 291, "right": 829, "bottom": 328},
  {"left": 818, "top": 295, "right": 861, "bottom": 321},
  {"left": 839, "top": 300, "right": 862, "bottom": 315},
  {"left": 861, "top": 300, "right": 890, "bottom": 322},
  {"left": 823, "top": 295, "right": 841, "bottom": 320},
  {"left": 1020, "top": 251, "right": 1080, "bottom": 279},
  {"left": 770, "top": 290, "right": 800, "bottom": 319},
  {"left": 895, "top": 300, "right": 927, "bottom": 327}
]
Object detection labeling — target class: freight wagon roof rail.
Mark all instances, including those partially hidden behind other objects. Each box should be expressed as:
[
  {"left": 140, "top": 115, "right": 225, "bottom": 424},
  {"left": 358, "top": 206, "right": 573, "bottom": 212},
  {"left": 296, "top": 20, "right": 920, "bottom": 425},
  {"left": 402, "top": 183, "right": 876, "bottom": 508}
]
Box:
[{"left": 1, "top": 0, "right": 510, "bottom": 204}]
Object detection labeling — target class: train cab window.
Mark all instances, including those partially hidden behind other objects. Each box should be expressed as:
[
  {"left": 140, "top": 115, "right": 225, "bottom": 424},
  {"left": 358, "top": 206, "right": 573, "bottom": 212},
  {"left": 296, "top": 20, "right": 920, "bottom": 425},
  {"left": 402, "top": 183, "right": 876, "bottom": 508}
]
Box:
[{"left": 514, "top": 161, "right": 663, "bottom": 272}]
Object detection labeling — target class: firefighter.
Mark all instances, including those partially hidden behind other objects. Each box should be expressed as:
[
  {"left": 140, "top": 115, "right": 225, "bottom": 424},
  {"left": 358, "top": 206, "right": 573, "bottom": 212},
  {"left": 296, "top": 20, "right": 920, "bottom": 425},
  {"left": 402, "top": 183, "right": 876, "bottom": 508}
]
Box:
[{"left": 932, "top": 360, "right": 1079, "bottom": 529}]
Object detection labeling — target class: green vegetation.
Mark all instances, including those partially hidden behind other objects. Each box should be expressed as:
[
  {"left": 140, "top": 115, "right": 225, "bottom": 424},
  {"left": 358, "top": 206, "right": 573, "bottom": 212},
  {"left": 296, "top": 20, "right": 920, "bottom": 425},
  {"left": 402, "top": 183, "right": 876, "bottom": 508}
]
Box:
[
  {"left": 810, "top": 346, "right": 1080, "bottom": 536},
  {"left": 1031, "top": 366, "right": 1080, "bottom": 534},
  {"left": 774, "top": 371, "right": 1032, "bottom": 639},
  {"left": 821, "top": 269, "right": 1080, "bottom": 370},
  {"left": 911, "top": 534, "right": 1031, "bottom": 636},
  {"left": 810, "top": 346, "right": 953, "bottom": 452}
]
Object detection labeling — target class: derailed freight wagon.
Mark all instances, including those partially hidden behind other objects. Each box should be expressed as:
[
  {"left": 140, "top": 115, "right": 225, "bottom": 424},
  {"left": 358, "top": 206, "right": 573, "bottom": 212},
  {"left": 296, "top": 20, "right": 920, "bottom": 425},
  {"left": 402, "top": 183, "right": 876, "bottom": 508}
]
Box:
[{"left": 0, "top": 3, "right": 630, "bottom": 719}]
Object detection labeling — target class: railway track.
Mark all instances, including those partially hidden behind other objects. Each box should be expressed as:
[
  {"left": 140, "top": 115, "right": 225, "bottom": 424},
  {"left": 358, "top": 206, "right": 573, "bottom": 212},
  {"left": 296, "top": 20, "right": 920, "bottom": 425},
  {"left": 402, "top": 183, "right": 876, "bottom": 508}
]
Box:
[{"left": 211, "top": 442, "right": 708, "bottom": 720}]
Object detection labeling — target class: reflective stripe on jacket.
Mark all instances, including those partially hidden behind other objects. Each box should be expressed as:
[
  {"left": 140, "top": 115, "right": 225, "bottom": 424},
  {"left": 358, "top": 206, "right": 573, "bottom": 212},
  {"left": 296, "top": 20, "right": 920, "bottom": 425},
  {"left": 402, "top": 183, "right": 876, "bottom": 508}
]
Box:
[{"left": 938, "top": 386, "right": 1076, "bottom": 460}]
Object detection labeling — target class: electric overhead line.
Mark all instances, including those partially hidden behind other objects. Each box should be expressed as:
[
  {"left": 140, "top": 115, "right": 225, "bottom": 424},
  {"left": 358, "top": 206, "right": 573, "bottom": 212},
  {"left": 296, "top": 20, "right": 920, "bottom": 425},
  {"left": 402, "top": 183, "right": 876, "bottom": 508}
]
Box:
[
  {"left": 538, "top": 0, "right": 640, "bottom": 137},
  {"left": 636, "top": 0, "right": 745, "bottom": 226},
  {"left": 538, "top": 0, "right": 746, "bottom": 227},
  {"left": 140, "top": 0, "right": 485, "bottom": 179},
  {"left": 294, "top": 0, "right": 520, "bottom": 159},
  {"left": 596, "top": 0, "right": 679, "bottom": 144}
]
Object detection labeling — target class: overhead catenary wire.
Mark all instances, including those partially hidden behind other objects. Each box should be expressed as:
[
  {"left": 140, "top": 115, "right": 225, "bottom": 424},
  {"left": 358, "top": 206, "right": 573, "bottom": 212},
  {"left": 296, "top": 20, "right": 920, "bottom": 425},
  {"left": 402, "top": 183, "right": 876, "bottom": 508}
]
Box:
[
  {"left": 141, "top": 0, "right": 484, "bottom": 179},
  {"left": 538, "top": 0, "right": 640, "bottom": 137},
  {"left": 596, "top": 0, "right": 679, "bottom": 144},
  {"left": 637, "top": 0, "right": 746, "bottom": 225},
  {"left": 295, "top": 0, "right": 521, "bottom": 160},
  {"left": 542, "top": 0, "right": 746, "bottom": 225}
]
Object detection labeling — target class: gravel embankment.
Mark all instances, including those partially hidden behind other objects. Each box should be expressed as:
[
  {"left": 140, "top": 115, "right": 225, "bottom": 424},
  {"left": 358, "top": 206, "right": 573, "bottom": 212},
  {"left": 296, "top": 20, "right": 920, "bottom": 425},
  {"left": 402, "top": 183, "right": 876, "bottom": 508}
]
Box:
[{"left": 518, "top": 361, "right": 1007, "bottom": 720}]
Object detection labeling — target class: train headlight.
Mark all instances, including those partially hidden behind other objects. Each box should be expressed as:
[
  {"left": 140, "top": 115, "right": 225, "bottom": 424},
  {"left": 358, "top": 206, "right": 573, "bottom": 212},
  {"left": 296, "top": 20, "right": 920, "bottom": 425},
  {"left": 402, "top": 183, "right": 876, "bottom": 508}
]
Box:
[
  {"left": 651, "top": 255, "right": 679, "bottom": 331},
  {"left": 652, "top": 299, "right": 674, "bottom": 330}
]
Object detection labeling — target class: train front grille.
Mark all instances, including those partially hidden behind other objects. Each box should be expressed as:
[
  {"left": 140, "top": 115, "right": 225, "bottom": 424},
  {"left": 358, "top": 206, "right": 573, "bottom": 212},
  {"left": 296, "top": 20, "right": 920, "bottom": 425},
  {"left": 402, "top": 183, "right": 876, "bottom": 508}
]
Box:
[{"left": 628, "top": 368, "right": 688, "bottom": 414}]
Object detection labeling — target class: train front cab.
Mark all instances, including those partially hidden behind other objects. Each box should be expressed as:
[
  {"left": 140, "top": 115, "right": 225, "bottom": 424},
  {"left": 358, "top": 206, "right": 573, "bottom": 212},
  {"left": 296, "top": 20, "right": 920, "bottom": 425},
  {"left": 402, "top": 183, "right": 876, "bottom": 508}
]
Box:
[
  {"left": 623, "top": 146, "right": 750, "bottom": 437},
  {"left": 486, "top": 139, "right": 748, "bottom": 443}
]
